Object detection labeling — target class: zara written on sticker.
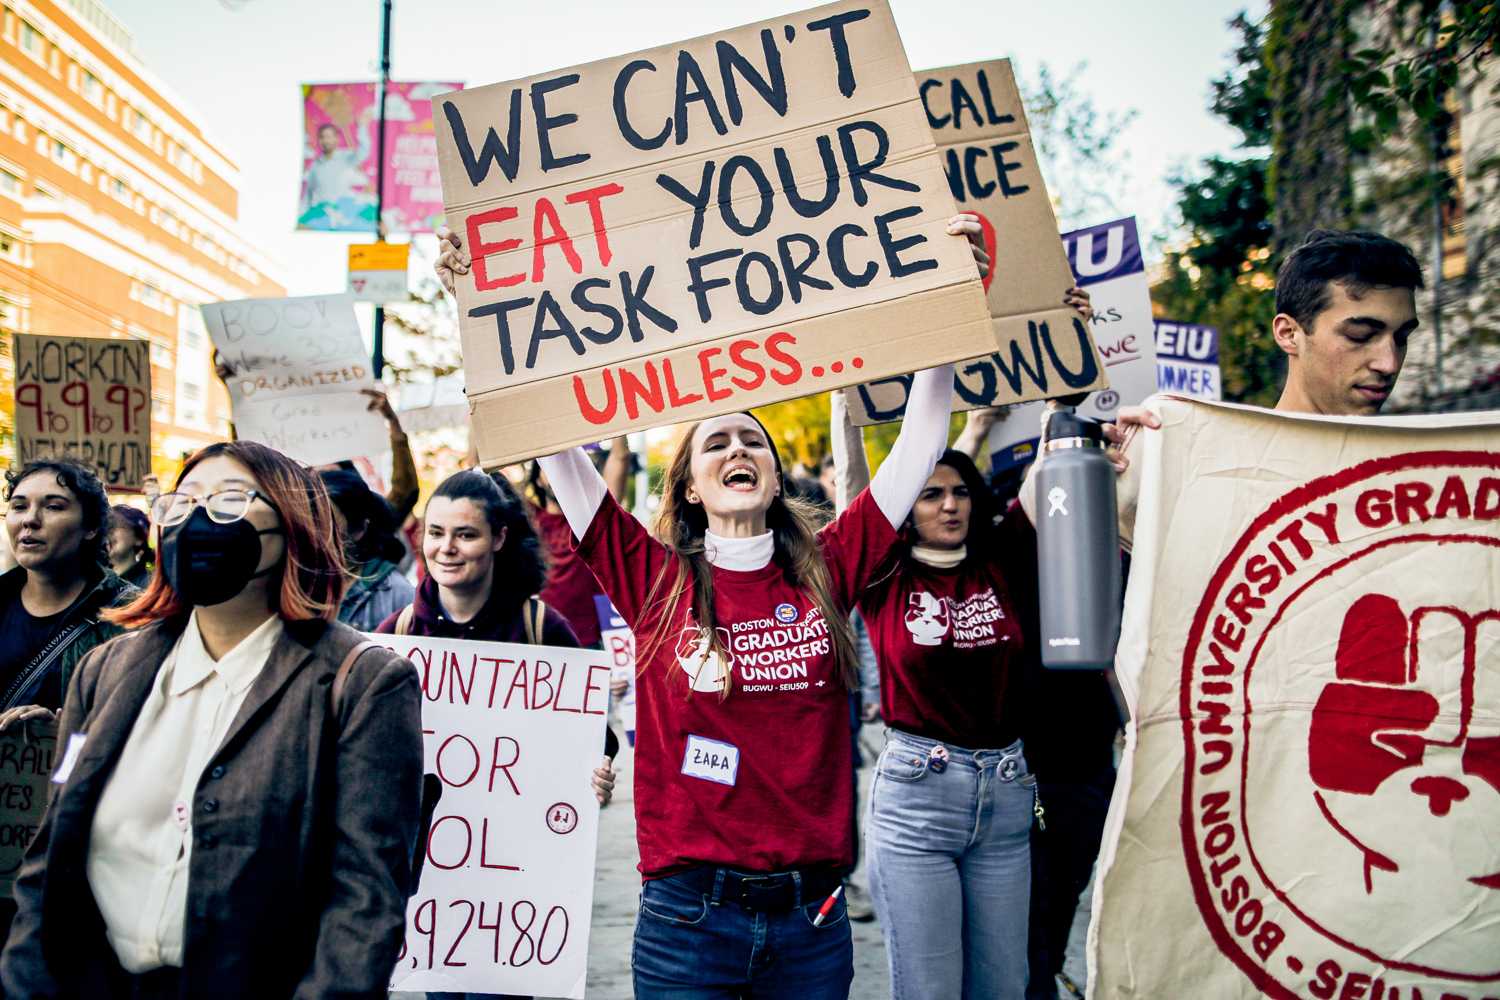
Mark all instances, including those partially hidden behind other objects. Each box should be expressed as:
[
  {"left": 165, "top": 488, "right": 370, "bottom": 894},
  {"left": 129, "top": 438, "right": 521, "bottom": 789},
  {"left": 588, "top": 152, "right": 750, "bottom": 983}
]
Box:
[{"left": 682, "top": 734, "right": 740, "bottom": 786}]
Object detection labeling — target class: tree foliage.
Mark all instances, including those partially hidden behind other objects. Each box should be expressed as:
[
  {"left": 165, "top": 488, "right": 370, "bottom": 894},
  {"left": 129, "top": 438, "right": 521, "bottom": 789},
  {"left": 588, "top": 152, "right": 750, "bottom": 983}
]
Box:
[{"left": 1153, "top": 12, "right": 1283, "bottom": 406}]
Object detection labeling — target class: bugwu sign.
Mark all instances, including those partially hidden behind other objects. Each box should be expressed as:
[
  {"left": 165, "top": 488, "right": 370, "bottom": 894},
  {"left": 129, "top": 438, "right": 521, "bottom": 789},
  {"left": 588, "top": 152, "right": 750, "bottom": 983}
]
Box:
[
  {"left": 431, "top": 0, "right": 993, "bottom": 466},
  {"left": 1091, "top": 398, "right": 1500, "bottom": 1000},
  {"left": 845, "top": 59, "right": 1106, "bottom": 425}
]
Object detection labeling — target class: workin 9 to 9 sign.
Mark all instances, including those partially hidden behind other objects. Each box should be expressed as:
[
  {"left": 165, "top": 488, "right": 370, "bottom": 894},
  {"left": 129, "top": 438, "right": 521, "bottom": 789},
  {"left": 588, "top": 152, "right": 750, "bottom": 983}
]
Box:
[
  {"left": 11, "top": 334, "right": 151, "bottom": 491},
  {"left": 432, "top": 0, "right": 993, "bottom": 466}
]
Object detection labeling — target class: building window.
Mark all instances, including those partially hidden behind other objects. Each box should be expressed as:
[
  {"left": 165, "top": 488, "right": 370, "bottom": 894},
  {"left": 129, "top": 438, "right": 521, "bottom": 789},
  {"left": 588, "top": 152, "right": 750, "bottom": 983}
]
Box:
[
  {"left": 80, "top": 162, "right": 91, "bottom": 182},
  {"left": 181, "top": 381, "right": 201, "bottom": 401},
  {"left": 31, "top": 180, "right": 58, "bottom": 200},
  {"left": 129, "top": 108, "right": 150, "bottom": 142},
  {"left": 0, "top": 169, "right": 19, "bottom": 199},
  {"left": 152, "top": 393, "right": 171, "bottom": 421},
  {"left": 19, "top": 20, "right": 42, "bottom": 60},
  {"left": 51, "top": 139, "right": 77, "bottom": 172},
  {"left": 150, "top": 340, "right": 173, "bottom": 367},
  {"left": 81, "top": 70, "right": 103, "bottom": 106},
  {"left": 106, "top": 93, "right": 116, "bottom": 118}
]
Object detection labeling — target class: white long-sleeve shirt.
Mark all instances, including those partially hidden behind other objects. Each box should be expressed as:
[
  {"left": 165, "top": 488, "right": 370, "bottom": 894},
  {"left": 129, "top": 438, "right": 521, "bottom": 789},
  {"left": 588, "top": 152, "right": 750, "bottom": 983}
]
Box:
[
  {"left": 86, "top": 612, "right": 282, "bottom": 972},
  {"left": 539, "top": 364, "right": 957, "bottom": 571}
]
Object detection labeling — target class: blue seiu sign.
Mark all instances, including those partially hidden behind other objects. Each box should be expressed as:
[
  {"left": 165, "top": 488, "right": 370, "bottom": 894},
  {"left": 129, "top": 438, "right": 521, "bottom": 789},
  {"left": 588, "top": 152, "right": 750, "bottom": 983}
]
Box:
[
  {"left": 1153, "top": 320, "right": 1220, "bottom": 364},
  {"left": 1064, "top": 217, "right": 1144, "bottom": 288}
]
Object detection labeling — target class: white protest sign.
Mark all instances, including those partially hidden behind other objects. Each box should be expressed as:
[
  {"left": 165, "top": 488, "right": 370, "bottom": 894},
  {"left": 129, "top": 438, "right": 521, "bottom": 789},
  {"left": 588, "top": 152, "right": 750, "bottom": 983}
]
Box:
[
  {"left": 595, "top": 594, "right": 636, "bottom": 738},
  {"left": 374, "top": 633, "right": 608, "bottom": 998},
  {"left": 986, "top": 216, "right": 1158, "bottom": 465},
  {"left": 1154, "top": 319, "right": 1222, "bottom": 400},
  {"left": 200, "top": 294, "right": 388, "bottom": 466}
]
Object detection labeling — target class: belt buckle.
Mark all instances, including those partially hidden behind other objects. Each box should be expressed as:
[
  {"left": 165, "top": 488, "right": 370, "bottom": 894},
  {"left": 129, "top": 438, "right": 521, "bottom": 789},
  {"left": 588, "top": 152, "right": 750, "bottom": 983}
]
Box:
[
  {"left": 928, "top": 745, "right": 949, "bottom": 774},
  {"left": 737, "top": 874, "right": 790, "bottom": 911}
]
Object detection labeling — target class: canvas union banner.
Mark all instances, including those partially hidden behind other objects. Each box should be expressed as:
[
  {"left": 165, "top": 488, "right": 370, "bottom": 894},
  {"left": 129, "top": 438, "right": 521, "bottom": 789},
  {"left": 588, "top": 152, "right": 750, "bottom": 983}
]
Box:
[
  {"left": 431, "top": 0, "right": 992, "bottom": 467},
  {"left": 1091, "top": 397, "right": 1500, "bottom": 1000}
]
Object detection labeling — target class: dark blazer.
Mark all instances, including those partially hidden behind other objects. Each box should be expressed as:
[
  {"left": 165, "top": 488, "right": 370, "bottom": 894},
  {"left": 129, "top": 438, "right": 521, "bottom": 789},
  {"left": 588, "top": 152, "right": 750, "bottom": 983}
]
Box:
[{"left": 0, "top": 616, "right": 424, "bottom": 999}]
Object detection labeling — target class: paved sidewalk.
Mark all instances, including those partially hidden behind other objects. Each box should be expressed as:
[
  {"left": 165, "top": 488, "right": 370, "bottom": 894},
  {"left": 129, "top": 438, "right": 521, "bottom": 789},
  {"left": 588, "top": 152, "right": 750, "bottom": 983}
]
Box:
[{"left": 583, "top": 731, "right": 1089, "bottom": 999}]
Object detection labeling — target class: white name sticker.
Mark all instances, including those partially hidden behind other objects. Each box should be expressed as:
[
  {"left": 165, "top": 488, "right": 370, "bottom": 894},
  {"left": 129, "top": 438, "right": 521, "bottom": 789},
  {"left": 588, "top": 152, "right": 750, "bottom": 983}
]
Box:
[
  {"left": 681, "top": 734, "right": 739, "bottom": 786},
  {"left": 52, "top": 732, "right": 86, "bottom": 784}
]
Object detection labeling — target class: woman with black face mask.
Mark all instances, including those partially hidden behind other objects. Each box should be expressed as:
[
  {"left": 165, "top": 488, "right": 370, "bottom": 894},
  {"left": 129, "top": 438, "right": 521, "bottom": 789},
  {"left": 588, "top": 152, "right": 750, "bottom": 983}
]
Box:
[{"left": 1, "top": 441, "right": 424, "bottom": 1000}]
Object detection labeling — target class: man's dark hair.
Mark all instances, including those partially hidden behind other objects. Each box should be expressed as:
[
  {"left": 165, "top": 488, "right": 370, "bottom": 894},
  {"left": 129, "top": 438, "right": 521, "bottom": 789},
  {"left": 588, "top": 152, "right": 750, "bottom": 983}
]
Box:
[
  {"left": 111, "top": 504, "right": 153, "bottom": 565},
  {"left": 5, "top": 460, "right": 113, "bottom": 570},
  {"left": 1275, "top": 230, "right": 1424, "bottom": 331}
]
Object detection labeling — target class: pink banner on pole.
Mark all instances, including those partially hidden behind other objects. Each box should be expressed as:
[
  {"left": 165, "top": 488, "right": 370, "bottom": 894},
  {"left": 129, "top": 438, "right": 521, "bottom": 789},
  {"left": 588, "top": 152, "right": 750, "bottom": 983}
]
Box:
[{"left": 298, "top": 81, "right": 461, "bottom": 234}]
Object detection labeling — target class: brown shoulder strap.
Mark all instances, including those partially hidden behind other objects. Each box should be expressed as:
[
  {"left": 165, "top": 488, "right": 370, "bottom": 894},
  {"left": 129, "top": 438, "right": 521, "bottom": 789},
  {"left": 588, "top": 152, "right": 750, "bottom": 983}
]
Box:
[
  {"left": 395, "top": 604, "right": 415, "bottom": 636},
  {"left": 332, "top": 640, "right": 377, "bottom": 718},
  {"left": 524, "top": 597, "right": 547, "bottom": 645}
]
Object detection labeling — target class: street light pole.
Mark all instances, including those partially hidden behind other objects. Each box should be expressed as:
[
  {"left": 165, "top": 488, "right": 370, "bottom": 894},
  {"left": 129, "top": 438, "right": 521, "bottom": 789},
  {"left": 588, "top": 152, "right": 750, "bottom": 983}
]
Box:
[{"left": 372, "top": 0, "right": 392, "bottom": 379}]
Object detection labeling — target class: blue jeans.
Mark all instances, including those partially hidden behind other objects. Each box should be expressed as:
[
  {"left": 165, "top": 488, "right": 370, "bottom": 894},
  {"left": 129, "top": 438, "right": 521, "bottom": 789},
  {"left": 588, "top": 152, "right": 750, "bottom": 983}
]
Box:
[
  {"left": 866, "top": 730, "right": 1034, "bottom": 1000},
  {"left": 632, "top": 869, "right": 854, "bottom": 999}
]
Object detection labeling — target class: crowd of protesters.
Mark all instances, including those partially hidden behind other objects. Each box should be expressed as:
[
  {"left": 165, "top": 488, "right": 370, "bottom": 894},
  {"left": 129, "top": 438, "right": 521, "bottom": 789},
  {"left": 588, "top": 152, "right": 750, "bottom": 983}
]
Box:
[{"left": 0, "top": 220, "right": 1427, "bottom": 998}]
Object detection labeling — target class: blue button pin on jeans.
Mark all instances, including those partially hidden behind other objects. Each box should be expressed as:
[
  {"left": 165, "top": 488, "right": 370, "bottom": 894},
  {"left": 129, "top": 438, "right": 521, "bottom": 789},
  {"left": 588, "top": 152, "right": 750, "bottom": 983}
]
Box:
[{"left": 928, "top": 745, "right": 949, "bottom": 773}]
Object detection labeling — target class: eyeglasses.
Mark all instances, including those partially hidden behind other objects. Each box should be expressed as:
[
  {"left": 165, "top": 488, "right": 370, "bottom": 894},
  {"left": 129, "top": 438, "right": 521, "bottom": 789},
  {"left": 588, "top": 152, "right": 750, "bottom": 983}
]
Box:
[{"left": 150, "top": 489, "right": 272, "bottom": 527}]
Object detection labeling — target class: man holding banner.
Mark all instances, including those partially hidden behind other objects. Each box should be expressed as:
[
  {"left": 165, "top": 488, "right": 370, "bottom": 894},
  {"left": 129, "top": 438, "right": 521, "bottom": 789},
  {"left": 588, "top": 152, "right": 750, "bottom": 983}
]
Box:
[{"left": 1016, "top": 230, "right": 1500, "bottom": 1000}]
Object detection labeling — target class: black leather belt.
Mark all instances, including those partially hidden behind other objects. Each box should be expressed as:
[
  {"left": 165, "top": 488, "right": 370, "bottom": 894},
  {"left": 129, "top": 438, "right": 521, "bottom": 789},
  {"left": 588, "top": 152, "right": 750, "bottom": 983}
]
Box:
[{"left": 666, "top": 865, "right": 843, "bottom": 913}]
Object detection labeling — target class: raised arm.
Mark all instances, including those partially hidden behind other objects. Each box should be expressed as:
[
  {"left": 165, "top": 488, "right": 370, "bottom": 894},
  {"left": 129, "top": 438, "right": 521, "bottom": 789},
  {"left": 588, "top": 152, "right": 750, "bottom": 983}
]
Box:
[
  {"left": 829, "top": 390, "right": 869, "bottom": 514},
  {"left": 867, "top": 362, "right": 956, "bottom": 529},
  {"left": 602, "top": 436, "right": 633, "bottom": 504},
  {"left": 538, "top": 447, "right": 610, "bottom": 538}
]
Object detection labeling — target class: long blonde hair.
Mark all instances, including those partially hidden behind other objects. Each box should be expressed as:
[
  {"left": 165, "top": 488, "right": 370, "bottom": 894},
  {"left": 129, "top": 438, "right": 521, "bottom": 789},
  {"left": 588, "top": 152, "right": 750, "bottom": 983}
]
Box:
[{"left": 638, "top": 414, "right": 859, "bottom": 696}]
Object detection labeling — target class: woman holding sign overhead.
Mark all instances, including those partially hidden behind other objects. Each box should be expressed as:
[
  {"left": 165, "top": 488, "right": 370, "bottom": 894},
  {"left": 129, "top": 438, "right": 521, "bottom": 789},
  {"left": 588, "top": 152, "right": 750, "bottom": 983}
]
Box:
[
  {"left": 435, "top": 214, "right": 988, "bottom": 998},
  {"left": 1, "top": 441, "right": 424, "bottom": 999}
]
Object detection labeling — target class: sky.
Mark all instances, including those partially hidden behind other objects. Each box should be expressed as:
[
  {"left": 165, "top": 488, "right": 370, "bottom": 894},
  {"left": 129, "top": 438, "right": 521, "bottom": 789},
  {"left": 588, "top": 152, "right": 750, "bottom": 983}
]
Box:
[{"left": 106, "top": 0, "right": 1266, "bottom": 297}]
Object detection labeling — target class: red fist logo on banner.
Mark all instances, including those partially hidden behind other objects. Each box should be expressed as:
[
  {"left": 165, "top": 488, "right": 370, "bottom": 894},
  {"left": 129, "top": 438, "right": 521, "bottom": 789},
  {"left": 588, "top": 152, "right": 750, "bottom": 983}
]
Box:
[{"left": 1308, "top": 593, "right": 1500, "bottom": 890}]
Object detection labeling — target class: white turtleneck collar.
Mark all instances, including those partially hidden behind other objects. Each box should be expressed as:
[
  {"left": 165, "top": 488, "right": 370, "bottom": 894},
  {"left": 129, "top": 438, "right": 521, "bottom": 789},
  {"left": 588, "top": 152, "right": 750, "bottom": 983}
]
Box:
[
  {"left": 704, "top": 529, "right": 774, "bottom": 571},
  {"left": 911, "top": 543, "right": 966, "bottom": 569}
]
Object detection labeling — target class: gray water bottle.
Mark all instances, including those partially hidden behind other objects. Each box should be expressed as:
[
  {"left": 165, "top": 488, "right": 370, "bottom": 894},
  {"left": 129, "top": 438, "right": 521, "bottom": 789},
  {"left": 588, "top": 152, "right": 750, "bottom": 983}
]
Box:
[{"left": 1035, "top": 407, "right": 1121, "bottom": 669}]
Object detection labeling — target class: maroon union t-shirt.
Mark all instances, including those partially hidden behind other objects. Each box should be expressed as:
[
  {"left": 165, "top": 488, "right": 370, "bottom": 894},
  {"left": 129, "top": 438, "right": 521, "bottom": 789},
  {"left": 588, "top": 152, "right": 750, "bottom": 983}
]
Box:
[
  {"left": 533, "top": 505, "right": 605, "bottom": 647},
  {"left": 578, "top": 491, "right": 896, "bottom": 878},
  {"left": 858, "top": 513, "right": 1027, "bottom": 750}
]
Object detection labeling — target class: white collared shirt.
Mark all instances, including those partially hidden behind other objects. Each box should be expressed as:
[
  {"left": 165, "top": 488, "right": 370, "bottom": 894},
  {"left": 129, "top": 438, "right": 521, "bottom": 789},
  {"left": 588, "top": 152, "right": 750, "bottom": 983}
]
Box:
[{"left": 86, "top": 611, "right": 283, "bottom": 973}]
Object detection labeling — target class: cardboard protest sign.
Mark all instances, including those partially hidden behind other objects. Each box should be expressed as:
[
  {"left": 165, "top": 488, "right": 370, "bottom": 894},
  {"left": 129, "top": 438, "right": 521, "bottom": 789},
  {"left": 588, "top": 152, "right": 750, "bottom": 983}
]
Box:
[
  {"left": 846, "top": 60, "right": 1106, "bottom": 425},
  {"left": 432, "top": 0, "right": 992, "bottom": 467},
  {"left": 376, "top": 633, "right": 608, "bottom": 997},
  {"left": 200, "top": 295, "right": 388, "bottom": 467},
  {"left": 11, "top": 334, "right": 151, "bottom": 490},
  {"left": 299, "top": 82, "right": 463, "bottom": 234},
  {"left": 1155, "top": 319, "right": 1222, "bottom": 400},
  {"left": 981, "top": 217, "right": 1158, "bottom": 462},
  {"left": 0, "top": 719, "right": 55, "bottom": 898},
  {"left": 347, "top": 242, "right": 411, "bottom": 302},
  {"left": 1090, "top": 397, "right": 1500, "bottom": 999}
]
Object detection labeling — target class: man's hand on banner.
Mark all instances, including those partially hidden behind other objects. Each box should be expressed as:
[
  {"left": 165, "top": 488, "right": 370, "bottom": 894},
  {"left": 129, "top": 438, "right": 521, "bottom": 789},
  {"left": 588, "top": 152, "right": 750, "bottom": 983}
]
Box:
[
  {"left": 1101, "top": 407, "right": 1161, "bottom": 473},
  {"left": 592, "top": 754, "right": 616, "bottom": 807}
]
